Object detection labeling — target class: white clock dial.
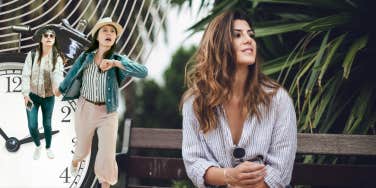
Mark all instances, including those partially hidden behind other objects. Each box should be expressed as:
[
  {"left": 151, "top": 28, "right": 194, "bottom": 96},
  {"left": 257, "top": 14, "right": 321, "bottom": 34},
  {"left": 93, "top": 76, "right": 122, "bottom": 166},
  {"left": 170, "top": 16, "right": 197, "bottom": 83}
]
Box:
[{"left": 0, "top": 62, "right": 96, "bottom": 188}]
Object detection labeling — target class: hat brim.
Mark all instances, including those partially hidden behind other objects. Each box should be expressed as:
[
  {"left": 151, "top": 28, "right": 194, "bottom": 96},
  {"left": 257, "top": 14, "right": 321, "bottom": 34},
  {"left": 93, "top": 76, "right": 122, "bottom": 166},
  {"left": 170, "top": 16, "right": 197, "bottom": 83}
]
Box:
[
  {"left": 90, "top": 22, "right": 123, "bottom": 38},
  {"left": 33, "top": 25, "right": 59, "bottom": 42}
]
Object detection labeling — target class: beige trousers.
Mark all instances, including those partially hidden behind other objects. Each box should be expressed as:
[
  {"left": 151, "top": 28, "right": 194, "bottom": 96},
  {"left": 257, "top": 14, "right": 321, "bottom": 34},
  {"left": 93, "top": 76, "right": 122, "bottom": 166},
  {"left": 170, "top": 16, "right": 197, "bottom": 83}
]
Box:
[{"left": 73, "top": 97, "right": 118, "bottom": 185}]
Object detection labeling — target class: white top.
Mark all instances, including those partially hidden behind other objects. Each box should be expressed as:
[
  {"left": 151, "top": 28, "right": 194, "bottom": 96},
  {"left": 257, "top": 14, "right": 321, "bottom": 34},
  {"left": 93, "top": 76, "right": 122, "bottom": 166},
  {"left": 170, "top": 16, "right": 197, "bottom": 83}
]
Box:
[
  {"left": 21, "top": 50, "right": 64, "bottom": 98},
  {"left": 182, "top": 88, "right": 297, "bottom": 188}
]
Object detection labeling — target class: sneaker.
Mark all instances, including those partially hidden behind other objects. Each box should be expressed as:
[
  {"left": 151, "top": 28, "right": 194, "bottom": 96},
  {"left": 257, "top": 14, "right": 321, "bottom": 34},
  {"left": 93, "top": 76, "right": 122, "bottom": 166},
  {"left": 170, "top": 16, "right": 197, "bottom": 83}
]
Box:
[
  {"left": 70, "top": 161, "right": 78, "bottom": 176},
  {"left": 33, "top": 146, "right": 41, "bottom": 160},
  {"left": 46, "top": 148, "right": 55, "bottom": 159}
]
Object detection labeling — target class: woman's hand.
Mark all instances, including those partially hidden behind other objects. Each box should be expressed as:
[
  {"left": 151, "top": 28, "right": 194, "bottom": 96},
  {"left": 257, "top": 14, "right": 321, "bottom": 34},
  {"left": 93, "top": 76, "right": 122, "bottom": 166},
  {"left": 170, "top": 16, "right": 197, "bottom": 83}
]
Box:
[
  {"left": 225, "top": 161, "right": 266, "bottom": 188},
  {"left": 99, "top": 59, "right": 121, "bottom": 71},
  {"left": 24, "top": 96, "right": 33, "bottom": 106},
  {"left": 53, "top": 87, "right": 61, "bottom": 96}
]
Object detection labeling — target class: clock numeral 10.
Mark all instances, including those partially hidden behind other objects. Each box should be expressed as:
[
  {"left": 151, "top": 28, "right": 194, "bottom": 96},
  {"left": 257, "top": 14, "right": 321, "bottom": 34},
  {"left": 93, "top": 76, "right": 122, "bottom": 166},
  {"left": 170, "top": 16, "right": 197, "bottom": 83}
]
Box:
[
  {"left": 6, "top": 76, "right": 22, "bottom": 92},
  {"left": 59, "top": 167, "right": 71, "bottom": 183}
]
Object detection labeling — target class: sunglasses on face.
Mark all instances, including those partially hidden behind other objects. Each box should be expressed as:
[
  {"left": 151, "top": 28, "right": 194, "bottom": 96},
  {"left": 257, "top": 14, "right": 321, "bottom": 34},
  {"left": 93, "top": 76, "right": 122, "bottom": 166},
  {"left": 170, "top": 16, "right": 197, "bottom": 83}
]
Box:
[{"left": 43, "top": 33, "right": 55, "bottom": 38}]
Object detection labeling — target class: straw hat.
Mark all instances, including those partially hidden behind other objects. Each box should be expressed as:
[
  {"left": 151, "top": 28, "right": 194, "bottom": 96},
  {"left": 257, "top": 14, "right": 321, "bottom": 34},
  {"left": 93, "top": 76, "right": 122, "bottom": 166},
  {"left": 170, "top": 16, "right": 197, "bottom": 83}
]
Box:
[
  {"left": 90, "top": 17, "right": 123, "bottom": 38},
  {"left": 33, "top": 25, "right": 57, "bottom": 42}
]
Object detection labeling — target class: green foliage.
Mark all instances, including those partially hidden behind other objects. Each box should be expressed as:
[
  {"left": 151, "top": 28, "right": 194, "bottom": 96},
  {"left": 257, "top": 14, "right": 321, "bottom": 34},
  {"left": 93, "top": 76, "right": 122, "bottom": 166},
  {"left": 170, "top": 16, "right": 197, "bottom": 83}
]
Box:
[
  {"left": 134, "top": 46, "right": 197, "bottom": 129},
  {"left": 183, "top": 0, "right": 375, "bottom": 135},
  {"left": 172, "top": 180, "right": 195, "bottom": 188}
]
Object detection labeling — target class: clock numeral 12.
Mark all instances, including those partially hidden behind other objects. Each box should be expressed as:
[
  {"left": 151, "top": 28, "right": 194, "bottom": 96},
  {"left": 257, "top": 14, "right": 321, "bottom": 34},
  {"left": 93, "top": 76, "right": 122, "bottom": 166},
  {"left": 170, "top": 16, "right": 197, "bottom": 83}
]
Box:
[
  {"left": 6, "top": 76, "right": 22, "bottom": 92},
  {"left": 59, "top": 167, "right": 71, "bottom": 183}
]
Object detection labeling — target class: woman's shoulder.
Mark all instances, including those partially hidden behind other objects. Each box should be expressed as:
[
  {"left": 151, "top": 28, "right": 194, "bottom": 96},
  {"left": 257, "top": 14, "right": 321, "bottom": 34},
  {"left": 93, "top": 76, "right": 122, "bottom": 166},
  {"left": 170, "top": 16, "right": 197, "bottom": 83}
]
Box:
[
  {"left": 275, "top": 87, "right": 291, "bottom": 99},
  {"left": 182, "top": 94, "right": 195, "bottom": 110},
  {"left": 270, "top": 87, "right": 295, "bottom": 111}
]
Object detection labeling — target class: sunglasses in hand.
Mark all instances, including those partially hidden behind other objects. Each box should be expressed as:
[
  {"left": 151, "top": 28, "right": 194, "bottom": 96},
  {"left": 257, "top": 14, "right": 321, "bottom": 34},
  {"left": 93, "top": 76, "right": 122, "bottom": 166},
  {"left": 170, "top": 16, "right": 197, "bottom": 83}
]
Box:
[{"left": 232, "top": 146, "right": 264, "bottom": 166}]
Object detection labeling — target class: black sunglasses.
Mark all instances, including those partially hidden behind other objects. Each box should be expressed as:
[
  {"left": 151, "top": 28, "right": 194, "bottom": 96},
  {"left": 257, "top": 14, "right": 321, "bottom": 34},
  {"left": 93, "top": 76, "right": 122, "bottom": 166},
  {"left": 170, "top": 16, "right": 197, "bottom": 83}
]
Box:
[
  {"left": 43, "top": 33, "right": 55, "bottom": 38},
  {"left": 232, "top": 147, "right": 264, "bottom": 166}
]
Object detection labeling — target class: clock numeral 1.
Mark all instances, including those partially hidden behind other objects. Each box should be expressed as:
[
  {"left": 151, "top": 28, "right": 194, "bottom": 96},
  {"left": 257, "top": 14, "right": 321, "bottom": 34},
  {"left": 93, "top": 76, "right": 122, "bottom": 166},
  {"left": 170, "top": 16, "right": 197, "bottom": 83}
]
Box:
[
  {"left": 61, "top": 106, "right": 72, "bottom": 122},
  {"left": 6, "top": 76, "right": 22, "bottom": 93},
  {"left": 59, "top": 167, "right": 71, "bottom": 183}
]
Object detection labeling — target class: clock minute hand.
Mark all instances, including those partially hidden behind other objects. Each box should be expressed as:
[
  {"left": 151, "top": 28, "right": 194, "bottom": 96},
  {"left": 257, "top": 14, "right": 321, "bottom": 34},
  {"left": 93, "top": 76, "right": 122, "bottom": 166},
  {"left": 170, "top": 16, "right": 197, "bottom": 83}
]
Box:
[
  {"left": 19, "top": 130, "right": 60, "bottom": 144},
  {"left": 0, "top": 127, "right": 9, "bottom": 140}
]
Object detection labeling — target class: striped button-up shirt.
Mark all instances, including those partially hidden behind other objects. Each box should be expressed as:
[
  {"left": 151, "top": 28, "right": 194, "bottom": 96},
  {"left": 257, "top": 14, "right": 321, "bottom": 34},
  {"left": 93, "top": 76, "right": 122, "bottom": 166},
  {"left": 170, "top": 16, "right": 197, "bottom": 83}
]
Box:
[
  {"left": 182, "top": 88, "right": 297, "bottom": 188},
  {"left": 80, "top": 61, "right": 107, "bottom": 102}
]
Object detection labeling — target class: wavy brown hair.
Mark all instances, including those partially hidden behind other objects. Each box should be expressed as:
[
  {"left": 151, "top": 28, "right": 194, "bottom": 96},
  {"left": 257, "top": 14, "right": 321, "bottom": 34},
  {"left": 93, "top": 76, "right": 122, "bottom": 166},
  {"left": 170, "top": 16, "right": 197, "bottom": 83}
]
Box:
[{"left": 181, "top": 10, "right": 280, "bottom": 133}]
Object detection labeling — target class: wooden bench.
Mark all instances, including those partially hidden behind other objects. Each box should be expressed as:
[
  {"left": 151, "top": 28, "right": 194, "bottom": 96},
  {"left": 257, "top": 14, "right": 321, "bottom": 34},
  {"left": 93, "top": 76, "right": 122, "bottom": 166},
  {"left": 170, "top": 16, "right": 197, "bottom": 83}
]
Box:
[{"left": 115, "top": 123, "right": 376, "bottom": 188}]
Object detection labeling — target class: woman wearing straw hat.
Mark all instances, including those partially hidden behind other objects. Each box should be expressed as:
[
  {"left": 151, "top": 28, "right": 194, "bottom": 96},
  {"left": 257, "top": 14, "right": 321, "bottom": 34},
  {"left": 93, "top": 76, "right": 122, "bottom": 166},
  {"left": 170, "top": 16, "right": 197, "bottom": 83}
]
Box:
[
  {"left": 21, "top": 25, "right": 65, "bottom": 160},
  {"left": 56, "top": 17, "right": 148, "bottom": 187}
]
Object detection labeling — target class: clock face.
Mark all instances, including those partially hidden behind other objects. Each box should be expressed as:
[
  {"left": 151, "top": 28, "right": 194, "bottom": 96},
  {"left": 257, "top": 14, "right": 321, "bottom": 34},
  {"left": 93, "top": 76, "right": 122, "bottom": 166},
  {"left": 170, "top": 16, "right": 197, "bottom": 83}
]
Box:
[{"left": 0, "top": 61, "right": 96, "bottom": 187}]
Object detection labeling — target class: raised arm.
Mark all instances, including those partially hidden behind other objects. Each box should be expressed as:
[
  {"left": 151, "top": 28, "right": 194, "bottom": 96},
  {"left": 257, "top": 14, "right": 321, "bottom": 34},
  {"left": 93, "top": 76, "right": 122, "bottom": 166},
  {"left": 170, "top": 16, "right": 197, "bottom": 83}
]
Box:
[{"left": 113, "top": 54, "right": 148, "bottom": 81}]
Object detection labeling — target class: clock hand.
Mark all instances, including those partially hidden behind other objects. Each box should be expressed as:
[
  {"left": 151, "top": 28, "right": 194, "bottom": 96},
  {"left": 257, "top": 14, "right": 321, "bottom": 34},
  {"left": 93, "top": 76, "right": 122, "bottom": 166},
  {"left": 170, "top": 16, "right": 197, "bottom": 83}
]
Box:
[
  {"left": 0, "top": 127, "right": 9, "bottom": 140},
  {"left": 19, "top": 130, "right": 60, "bottom": 144}
]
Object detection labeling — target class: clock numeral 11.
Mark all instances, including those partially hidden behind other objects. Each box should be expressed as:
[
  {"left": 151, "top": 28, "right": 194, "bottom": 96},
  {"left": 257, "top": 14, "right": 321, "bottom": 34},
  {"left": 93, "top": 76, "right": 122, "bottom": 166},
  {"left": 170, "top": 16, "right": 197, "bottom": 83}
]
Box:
[{"left": 6, "top": 76, "right": 22, "bottom": 92}]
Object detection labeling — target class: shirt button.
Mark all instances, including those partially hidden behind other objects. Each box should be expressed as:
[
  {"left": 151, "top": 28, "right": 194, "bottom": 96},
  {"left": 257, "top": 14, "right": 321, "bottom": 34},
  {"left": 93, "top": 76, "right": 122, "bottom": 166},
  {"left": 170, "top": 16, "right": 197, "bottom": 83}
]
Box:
[
  {"left": 108, "top": 88, "right": 110, "bottom": 91},
  {"left": 108, "top": 99, "right": 111, "bottom": 102}
]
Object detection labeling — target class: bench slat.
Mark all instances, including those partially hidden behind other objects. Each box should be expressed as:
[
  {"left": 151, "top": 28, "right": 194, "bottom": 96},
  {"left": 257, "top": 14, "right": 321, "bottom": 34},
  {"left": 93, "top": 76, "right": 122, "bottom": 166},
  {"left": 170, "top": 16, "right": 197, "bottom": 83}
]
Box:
[
  {"left": 126, "top": 156, "right": 187, "bottom": 179},
  {"left": 130, "top": 128, "right": 376, "bottom": 155},
  {"left": 125, "top": 156, "right": 376, "bottom": 187}
]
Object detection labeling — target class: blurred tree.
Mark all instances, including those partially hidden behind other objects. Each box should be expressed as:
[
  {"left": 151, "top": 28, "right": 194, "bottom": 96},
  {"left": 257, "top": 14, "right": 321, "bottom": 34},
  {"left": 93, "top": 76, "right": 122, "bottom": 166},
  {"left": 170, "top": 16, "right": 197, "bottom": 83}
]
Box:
[{"left": 134, "top": 46, "right": 197, "bottom": 129}]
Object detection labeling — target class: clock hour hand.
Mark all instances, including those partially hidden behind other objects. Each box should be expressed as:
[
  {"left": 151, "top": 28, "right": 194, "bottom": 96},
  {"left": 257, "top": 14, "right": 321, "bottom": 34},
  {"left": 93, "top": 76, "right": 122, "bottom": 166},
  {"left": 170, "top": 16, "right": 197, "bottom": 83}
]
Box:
[
  {"left": 0, "top": 127, "right": 9, "bottom": 140},
  {"left": 19, "top": 130, "right": 60, "bottom": 144}
]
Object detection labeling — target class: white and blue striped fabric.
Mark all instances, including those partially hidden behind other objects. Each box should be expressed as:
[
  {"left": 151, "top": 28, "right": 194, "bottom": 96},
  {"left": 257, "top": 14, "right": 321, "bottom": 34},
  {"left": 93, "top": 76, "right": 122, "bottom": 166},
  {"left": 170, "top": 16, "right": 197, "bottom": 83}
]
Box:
[
  {"left": 80, "top": 61, "right": 107, "bottom": 103},
  {"left": 182, "top": 88, "right": 297, "bottom": 188}
]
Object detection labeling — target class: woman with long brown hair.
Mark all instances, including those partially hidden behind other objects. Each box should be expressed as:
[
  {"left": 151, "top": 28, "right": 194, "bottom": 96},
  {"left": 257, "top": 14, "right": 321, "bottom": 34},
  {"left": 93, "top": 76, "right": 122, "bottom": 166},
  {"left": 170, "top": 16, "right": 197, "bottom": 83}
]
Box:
[
  {"left": 21, "top": 25, "right": 65, "bottom": 160},
  {"left": 181, "top": 10, "right": 297, "bottom": 188}
]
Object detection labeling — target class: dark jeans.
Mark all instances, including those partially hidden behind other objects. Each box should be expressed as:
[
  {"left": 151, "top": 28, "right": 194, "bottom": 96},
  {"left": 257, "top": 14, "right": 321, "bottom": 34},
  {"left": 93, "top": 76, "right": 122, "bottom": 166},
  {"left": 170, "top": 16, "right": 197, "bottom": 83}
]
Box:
[{"left": 26, "top": 92, "right": 55, "bottom": 148}]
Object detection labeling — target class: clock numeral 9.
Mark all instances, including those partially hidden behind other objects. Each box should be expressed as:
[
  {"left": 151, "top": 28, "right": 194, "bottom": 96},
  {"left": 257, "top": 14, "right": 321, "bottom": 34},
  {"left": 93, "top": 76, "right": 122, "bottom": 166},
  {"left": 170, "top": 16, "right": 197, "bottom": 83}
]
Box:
[
  {"left": 59, "top": 167, "right": 71, "bottom": 183},
  {"left": 6, "top": 76, "right": 22, "bottom": 93},
  {"left": 61, "top": 106, "right": 72, "bottom": 123}
]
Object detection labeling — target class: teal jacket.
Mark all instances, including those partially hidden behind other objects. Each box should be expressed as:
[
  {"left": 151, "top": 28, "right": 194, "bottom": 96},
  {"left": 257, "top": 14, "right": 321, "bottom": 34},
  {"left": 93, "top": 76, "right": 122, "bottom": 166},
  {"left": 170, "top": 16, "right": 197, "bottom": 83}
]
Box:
[{"left": 58, "top": 51, "right": 148, "bottom": 113}]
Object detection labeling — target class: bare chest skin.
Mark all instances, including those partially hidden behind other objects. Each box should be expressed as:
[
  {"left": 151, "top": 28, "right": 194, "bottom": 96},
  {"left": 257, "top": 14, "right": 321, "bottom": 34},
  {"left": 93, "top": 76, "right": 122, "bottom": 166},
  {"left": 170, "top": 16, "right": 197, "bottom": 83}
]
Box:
[{"left": 223, "top": 99, "right": 247, "bottom": 145}]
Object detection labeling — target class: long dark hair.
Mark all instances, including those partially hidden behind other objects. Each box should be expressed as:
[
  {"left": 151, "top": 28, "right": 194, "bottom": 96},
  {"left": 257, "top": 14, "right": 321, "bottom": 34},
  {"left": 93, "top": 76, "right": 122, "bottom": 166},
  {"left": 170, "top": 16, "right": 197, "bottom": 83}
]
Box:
[
  {"left": 86, "top": 26, "right": 117, "bottom": 58},
  {"left": 181, "top": 10, "right": 279, "bottom": 133},
  {"left": 36, "top": 38, "right": 64, "bottom": 71}
]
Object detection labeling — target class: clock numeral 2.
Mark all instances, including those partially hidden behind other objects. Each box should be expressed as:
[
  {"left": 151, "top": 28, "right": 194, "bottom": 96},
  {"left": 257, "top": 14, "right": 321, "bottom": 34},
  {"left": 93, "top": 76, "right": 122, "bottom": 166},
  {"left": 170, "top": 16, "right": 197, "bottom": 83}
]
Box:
[
  {"left": 59, "top": 167, "right": 71, "bottom": 183},
  {"left": 61, "top": 106, "right": 72, "bottom": 122},
  {"left": 6, "top": 76, "right": 21, "bottom": 92}
]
